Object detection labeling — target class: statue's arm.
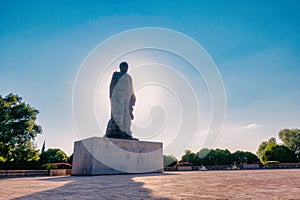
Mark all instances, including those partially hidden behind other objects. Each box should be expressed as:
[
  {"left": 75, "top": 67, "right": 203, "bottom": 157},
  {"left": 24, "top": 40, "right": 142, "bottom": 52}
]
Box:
[
  {"left": 129, "top": 76, "right": 136, "bottom": 106},
  {"left": 130, "top": 93, "right": 136, "bottom": 106},
  {"left": 128, "top": 75, "right": 136, "bottom": 120}
]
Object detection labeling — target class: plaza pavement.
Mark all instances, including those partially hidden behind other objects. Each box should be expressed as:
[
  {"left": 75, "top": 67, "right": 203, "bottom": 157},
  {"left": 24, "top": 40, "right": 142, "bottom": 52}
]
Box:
[{"left": 0, "top": 169, "right": 299, "bottom": 199}]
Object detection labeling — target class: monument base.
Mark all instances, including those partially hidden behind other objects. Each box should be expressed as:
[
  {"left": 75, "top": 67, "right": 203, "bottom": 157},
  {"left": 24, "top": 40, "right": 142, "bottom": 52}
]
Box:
[{"left": 72, "top": 137, "right": 163, "bottom": 175}]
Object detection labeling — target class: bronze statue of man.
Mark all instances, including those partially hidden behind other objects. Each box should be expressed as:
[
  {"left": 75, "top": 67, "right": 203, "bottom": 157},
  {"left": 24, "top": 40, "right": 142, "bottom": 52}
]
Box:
[{"left": 105, "top": 62, "right": 136, "bottom": 139}]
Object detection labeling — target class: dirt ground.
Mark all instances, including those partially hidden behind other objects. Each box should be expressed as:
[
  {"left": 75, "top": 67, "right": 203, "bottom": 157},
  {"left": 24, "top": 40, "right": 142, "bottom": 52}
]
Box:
[{"left": 0, "top": 169, "right": 299, "bottom": 199}]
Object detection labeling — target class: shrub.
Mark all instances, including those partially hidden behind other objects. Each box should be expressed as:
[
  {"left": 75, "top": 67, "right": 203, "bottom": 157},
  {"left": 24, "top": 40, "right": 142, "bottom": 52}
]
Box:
[
  {"left": 0, "top": 156, "right": 6, "bottom": 162},
  {"left": 41, "top": 163, "right": 58, "bottom": 170},
  {"left": 176, "top": 162, "right": 193, "bottom": 166},
  {"left": 56, "top": 163, "right": 72, "bottom": 169},
  {"left": 264, "top": 161, "right": 280, "bottom": 165},
  {"left": 41, "top": 163, "right": 72, "bottom": 170}
]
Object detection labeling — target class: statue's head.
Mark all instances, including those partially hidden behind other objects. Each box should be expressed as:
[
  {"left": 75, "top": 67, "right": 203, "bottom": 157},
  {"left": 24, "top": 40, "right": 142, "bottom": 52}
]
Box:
[{"left": 119, "top": 62, "right": 128, "bottom": 73}]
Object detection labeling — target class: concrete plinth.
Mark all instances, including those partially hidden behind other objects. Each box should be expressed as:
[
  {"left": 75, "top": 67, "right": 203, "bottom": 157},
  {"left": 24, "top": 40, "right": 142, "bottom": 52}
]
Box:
[{"left": 72, "top": 137, "right": 163, "bottom": 175}]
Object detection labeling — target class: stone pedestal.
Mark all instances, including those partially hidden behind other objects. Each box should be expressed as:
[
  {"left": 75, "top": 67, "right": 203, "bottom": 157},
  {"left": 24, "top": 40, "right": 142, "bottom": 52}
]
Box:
[{"left": 72, "top": 137, "right": 163, "bottom": 175}]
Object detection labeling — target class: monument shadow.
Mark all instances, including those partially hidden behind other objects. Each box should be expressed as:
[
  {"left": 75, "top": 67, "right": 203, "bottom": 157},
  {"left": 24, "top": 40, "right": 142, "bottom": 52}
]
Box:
[{"left": 12, "top": 173, "right": 176, "bottom": 200}]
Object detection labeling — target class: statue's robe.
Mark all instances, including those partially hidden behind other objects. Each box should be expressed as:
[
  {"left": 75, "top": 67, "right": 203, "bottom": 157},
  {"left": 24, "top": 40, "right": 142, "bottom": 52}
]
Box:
[{"left": 106, "top": 71, "right": 136, "bottom": 138}]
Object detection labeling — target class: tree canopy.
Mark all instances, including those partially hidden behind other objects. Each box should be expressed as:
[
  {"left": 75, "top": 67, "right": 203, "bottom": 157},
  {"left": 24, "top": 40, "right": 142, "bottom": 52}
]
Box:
[
  {"left": 257, "top": 138, "right": 276, "bottom": 162},
  {"left": 204, "top": 149, "right": 232, "bottom": 165},
  {"left": 40, "top": 148, "right": 69, "bottom": 164},
  {"left": 163, "top": 155, "right": 177, "bottom": 167},
  {"left": 181, "top": 150, "right": 196, "bottom": 163},
  {"left": 279, "top": 128, "right": 300, "bottom": 159},
  {"left": 0, "top": 93, "right": 42, "bottom": 162},
  {"left": 231, "top": 151, "right": 259, "bottom": 165},
  {"left": 262, "top": 145, "right": 297, "bottom": 163},
  {"left": 180, "top": 148, "right": 259, "bottom": 166},
  {"left": 258, "top": 129, "right": 300, "bottom": 163}
]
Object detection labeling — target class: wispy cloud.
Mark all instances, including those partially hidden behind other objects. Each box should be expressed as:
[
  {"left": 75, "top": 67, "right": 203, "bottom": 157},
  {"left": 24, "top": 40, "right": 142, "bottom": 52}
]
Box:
[{"left": 244, "top": 123, "right": 260, "bottom": 129}]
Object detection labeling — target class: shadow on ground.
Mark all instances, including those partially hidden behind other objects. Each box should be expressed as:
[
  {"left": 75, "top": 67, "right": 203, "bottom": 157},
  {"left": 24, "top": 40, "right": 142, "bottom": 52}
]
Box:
[{"left": 13, "top": 173, "right": 175, "bottom": 200}]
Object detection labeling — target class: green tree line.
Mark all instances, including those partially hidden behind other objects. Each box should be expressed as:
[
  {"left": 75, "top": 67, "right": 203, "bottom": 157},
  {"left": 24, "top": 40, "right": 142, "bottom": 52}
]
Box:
[
  {"left": 164, "top": 128, "right": 300, "bottom": 167},
  {"left": 164, "top": 149, "right": 259, "bottom": 167}
]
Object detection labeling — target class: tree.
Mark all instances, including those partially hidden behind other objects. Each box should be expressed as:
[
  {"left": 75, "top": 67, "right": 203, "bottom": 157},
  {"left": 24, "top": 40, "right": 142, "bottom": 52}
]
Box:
[
  {"left": 193, "top": 149, "right": 232, "bottom": 166},
  {"left": 197, "top": 148, "right": 210, "bottom": 159},
  {"left": 262, "top": 145, "right": 297, "bottom": 163},
  {"left": 40, "top": 148, "right": 68, "bottom": 164},
  {"left": 68, "top": 154, "right": 73, "bottom": 164},
  {"left": 0, "top": 93, "right": 42, "bottom": 162},
  {"left": 207, "top": 149, "right": 232, "bottom": 165},
  {"left": 257, "top": 138, "right": 276, "bottom": 162},
  {"left": 180, "top": 149, "right": 260, "bottom": 166},
  {"left": 279, "top": 128, "right": 300, "bottom": 159},
  {"left": 181, "top": 150, "right": 196, "bottom": 163},
  {"left": 41, "top": 140, "right": 46, "bottom": 153},
  {"left": 232, "top": 151, "right": 260, "bottom": 165},
  {"left": 163, "top": 155, "right": 177, "bottom": 167},
  {"left": 194, "top": 148, "right": 210, "bottom": 166}
]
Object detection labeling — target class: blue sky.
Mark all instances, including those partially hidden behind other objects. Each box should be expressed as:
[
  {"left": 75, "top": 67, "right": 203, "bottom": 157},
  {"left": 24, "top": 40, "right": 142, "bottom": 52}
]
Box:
[{"left": 1, "top": 0, "right": 300, "bottom": 157}]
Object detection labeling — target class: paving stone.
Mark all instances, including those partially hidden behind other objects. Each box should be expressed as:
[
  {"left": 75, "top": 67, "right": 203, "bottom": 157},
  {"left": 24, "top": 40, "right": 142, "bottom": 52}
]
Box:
[{"left": 0, "top": 169, "right": 299, "bottom": 199}]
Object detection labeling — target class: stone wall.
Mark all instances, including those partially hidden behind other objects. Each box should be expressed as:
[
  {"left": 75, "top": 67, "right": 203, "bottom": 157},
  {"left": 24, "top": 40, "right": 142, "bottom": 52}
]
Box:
[{"left": 0, "top": 170, "right": 48, "bottom": 177}]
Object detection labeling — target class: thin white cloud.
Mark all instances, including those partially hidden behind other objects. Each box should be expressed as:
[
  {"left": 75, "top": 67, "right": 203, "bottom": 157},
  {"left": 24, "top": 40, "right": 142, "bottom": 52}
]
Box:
[{"left": 244, "top": 123, "right": 260, "bottom": 129}]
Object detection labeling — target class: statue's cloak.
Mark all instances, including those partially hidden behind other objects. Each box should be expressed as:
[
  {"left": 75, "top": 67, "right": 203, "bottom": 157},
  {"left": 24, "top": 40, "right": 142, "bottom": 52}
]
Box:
[{"left": 106, "top": 72, "right": 136, "bottom": 137}]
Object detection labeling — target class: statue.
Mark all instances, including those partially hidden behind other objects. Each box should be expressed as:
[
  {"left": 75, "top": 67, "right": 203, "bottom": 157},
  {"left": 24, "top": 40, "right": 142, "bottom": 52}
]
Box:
[{"left": 105, "top": 62, "right": 137, "bottom": 140}]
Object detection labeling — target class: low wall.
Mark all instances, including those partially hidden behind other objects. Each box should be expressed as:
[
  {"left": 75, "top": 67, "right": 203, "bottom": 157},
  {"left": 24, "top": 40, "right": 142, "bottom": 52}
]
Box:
[
  {"left": 262, "top": 163, "right": 300, "bottom": 169},
  {"left": 0, "top": 170, "right": 48, "bottom": 177},
  {"left": 164, "top": 163, "right": 300, "bottom": 171}
]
